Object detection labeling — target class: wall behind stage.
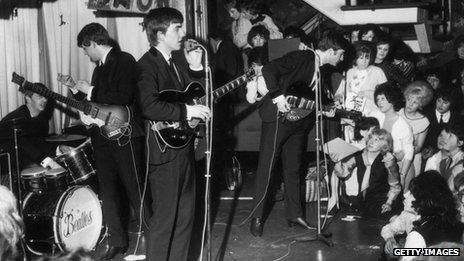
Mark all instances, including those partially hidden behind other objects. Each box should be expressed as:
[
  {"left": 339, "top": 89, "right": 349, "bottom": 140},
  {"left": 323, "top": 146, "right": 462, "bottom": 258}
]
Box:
[{"left": 0, "top": 0, "right": 168, "bottom": 134}]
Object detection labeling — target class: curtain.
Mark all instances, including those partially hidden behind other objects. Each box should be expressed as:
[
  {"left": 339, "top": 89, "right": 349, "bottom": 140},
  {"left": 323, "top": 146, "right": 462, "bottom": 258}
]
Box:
[{"left": 0, "top": 8, "right": 40, "bottom": 119}]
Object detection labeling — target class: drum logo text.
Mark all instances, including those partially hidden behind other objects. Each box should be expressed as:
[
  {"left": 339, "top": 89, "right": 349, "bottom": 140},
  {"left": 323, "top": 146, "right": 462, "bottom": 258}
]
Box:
[{"left": 62, "top": 209, "right": 93, "bottom": 238}]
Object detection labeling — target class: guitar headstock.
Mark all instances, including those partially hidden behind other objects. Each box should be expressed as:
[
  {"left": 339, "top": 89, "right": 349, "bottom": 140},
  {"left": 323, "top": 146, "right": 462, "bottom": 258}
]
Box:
[
  {"left": 57, "top": 73, "right": 75, "bottom": 87},
  {"left": 11, "top": 72, "right": 26, "bottom": 92},
  {"left": 245, "top": 67, "right": 256, "bottom": 81}
]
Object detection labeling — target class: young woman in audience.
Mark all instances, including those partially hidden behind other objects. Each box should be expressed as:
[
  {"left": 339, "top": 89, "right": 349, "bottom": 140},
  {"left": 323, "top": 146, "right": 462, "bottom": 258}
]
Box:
[
  {"left": 391, "top": 39, "right": 417, "bottom": 82},
  {"left": 247, "top": 24, "right": 270, "bottom": 48},
  {"left": 401, "top": 170, "right": 464, "bottom": 261},
  {"left": 334, "top": 129, "right": 401, "bottom": 218},
  {"left": 0, "top": 186, "right": 24, "bottom": 261},
  {"left": 374, "top": 37, "right": 410, "bottom": 88},
  {"left": 425, "top": 125, "right": 464, "bottom": 192},
  {"left": 239, "top": 0, "right": 282, "bottom": 39},
  {"left": 373, "top": 83, "right": 414, "bottom": 190},
  {"left": 337, "top": 41, "right": 387, "bottom": 116},
  {"left": 399, "top": 81, "right": 433, "bottom": 181},
  {"left": 350, "top": 117, "right": 380, "bottom": 149},
  {"left": 224, "top": 0, "right": 252, "bottom": 49}
]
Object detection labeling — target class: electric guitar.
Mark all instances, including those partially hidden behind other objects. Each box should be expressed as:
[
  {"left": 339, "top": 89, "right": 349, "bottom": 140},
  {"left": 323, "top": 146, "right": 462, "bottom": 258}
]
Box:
[
  {"left": 283, "top": 82, "right": 363, "bottom": 122},
  {"left": 152, "top": 68, "right": 255, "bottom": 149},
  {"left": 12, "top": 72, "right": 131, "bottom": 144}
]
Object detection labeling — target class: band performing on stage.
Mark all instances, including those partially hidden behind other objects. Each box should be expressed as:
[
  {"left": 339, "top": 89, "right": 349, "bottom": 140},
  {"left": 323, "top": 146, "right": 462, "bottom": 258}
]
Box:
[{"left": 2, "top": 1, "right": 464, "bottom": 260}]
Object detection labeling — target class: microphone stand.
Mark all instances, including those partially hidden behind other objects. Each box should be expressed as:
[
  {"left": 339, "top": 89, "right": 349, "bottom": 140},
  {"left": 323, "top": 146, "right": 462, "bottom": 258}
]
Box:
[
  {"left": 13, "top": 127, "right": 22, "bottom": 216},
  {"left": 297, "top": 65, "right": 333, "bottom": 247},
  {"left": 195, "top": 42, "right": 214, "bottom": 261}
]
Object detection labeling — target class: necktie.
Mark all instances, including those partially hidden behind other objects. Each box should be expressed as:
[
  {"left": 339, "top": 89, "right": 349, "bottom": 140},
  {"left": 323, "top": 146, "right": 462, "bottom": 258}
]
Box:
[
  {"left": 439, "top": 114, "right": 444, "bottom": 124},
  {"left": 169, "top": 58, "right": 182, "bottom": 84}
]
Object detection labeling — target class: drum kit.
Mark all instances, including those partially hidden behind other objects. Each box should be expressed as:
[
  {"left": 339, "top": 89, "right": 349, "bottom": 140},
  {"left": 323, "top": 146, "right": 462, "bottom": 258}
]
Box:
[{"left": 0, "top": 118, "right": 104, "bottom": 256}]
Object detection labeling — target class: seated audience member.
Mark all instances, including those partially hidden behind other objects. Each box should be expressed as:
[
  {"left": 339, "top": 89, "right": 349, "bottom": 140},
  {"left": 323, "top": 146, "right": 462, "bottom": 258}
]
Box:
[
  {"left": 334, "top": 129, "right": 401, "bottom": 218},
  {"left": 374, "top": 37, "right": 410, "bottom": 88},
  {"left": 399, "top": 81, "right": 433, "bottom": 179},
  {"left": 391, "top": 39, "right": 417, "bottom": 82},
  {"left": 401, "top": 171, "right": 464, "bottom": 261},
  {"left": 454, "top": 173, "right": 464, "bottom": 222},
  {"left": 424, "top": 68, "right": 442, "bottom": 91},
  {"left": 0, "top": 185, "right": 24, "bottom": 261},
  {"left": 245, "top": 46, "right": 269, "bottom": 104},
  {"left": 224, "top": 0, "right": 252, "bottom": 49},
  {"left": 358, "top": 24, "right": 382, "bottom": 42},
  {"left": 0, "top": 86, "right": 61, "bottom": 169},
  {"left": 423, "top": 88, "right": 462, "bottom": 160},
  {"left": 350, "top": 117, "right": 380, "bottom": 149},
  {"left": 239, "top": 0, "right": 282, "bottom": 39},
  {"left": 372, "top": 83, "right": 414, "bottom": 189},
  {"left": 382, "top": 190, "right": 420, "bottom": 256},
  {"left": 247, "top": 24, "right": 270, "bottom": 48},
  {"left": 425, "top": 125, "right": 464, "bottom": 192},
  {"left": 336, "top": 41, "right": 387, "bottom": 116}
]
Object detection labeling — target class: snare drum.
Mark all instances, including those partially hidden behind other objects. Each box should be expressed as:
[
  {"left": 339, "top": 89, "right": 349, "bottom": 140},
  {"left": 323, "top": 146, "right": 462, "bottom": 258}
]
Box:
[
  {"left": 44, "top": 168, "right": 68, "bottom": 191},
  {"left": 55, "top": 140, "right": 96, "bottom": 184},
  {"left": 21, "top": 167, "right": 46, "bottom": 193},
  {"left": 23, "top": 186, "right": 103, "bottom": 255}
]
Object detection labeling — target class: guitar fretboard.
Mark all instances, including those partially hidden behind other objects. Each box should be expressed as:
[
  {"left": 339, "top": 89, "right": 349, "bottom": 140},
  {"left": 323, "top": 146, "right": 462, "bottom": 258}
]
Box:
[
  {"left": 12, "top": 73, "right": 88, "bottom": 113},
  {"left": 198, "top": 74, "right": 248, "bottom": 105}
]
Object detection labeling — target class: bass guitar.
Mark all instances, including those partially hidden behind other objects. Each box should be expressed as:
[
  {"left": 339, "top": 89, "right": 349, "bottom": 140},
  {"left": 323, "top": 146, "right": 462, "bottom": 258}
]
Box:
[
  {"left": 12, "top": 72, "right": 131, "bottom": 144},
  {"left": 283, "top": 82, "right": 362, "bottom": 122},
  {"left": 152, "top": 68, "right": 255, "bottom": 149}
]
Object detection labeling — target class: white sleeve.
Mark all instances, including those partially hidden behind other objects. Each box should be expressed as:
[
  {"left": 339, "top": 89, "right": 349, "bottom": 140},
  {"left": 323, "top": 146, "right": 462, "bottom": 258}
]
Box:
[
  {"left": 395, "top": 120, "right": 414, "bottom": 161},
  {"left": 400, "top": 231, "right": 426, "bottom": 261},
  {"left": 232, "top": 18, "right": 252, "bottom": 49}
]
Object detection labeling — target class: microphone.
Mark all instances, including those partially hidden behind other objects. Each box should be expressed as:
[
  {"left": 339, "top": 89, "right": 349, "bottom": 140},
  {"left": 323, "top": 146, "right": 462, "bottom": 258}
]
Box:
[{"left": 185, "top": 39, "right": 202, "bottom": 52}]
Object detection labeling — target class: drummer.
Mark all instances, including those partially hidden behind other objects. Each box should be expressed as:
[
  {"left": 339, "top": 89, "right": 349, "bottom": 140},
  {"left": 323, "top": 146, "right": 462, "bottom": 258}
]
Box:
[{"left": 0, "top": 84, "right": 68, "bottom": 170}]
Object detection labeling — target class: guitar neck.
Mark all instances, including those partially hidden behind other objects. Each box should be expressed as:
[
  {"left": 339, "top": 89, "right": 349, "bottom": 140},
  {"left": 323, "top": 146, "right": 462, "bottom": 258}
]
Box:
[
  {"left": 22, "top": 81, "right": 87, "bottom": 112},
  {"left": 197, "top": 74, "right": 248, "bottom": 105}
]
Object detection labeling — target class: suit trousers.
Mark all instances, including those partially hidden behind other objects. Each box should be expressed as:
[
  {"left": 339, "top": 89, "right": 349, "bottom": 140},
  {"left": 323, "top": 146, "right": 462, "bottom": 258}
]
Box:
[
  {"left": 146, "top": 144, "right": 195, "bottom": 261},
  {"left": 252, "top": 115, "right": 313, "bottom": 220},
  {"left": 93, "top": 135, "right": 148, "bottom": 247}
]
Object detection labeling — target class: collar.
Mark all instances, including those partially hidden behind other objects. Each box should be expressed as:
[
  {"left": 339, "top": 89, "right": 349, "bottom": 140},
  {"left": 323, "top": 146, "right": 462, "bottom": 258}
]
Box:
[
  {"left": 435, "top": 110, "right": 451, "bottom": 122},
  {"left": 155, "top": 46, "right": 171, "bottom": 63},
  {"left": 216, "top": 40, "right": 222, "bottom": 52},
  {"left": 100, "top": 47, "right": 112, "bottom": 66}
]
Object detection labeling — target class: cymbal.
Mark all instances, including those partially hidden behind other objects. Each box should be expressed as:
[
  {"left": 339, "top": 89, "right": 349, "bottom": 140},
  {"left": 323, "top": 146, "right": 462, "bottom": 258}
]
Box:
[{"left": 45, "top": 134, "right": 87, "bottom": 142}]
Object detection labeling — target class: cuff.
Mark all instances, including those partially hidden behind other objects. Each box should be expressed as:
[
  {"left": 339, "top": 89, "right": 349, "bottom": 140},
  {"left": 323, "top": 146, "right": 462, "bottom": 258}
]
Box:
[
  {"left": 70, "top": 88, "right": 78, "bottom": 95},
  {"left": 272, "top": 95, "right": 285, "bottom": 104},
  {"left": 269, "top": 90, "right": 283, "bottom": 99},
  {"left": 86, "top": 86, "right": 94, "bottom": 101},
  {"left": 183, "top": 104, "right": 189, "bottom": 120},
  {"left": 40, "top": 157, "right": 53, "bottom": 168},
  {"left": 189, "top": 64, "right": 204, "bottom": 71}
]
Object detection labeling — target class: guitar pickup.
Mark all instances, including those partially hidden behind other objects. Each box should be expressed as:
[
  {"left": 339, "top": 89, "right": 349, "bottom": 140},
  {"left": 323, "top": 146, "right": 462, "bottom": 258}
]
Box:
[{"left": 89, "top": 106, "right": 99, "bottom": 118}]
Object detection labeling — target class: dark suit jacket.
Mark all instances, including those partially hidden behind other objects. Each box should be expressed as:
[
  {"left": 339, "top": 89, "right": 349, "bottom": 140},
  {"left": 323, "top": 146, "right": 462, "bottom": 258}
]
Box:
[
  {"left": 423, "top": 109, "right": 462, "bottom": 150},
  {"left": 82, "top": 47, "right": 144, "bottom": 141},
  {"left": 213, "top": 40, "right": 243, "bottom": 87},
  {"left": 260, "top": 50, "right": 317, "bottom": 122},
  {"left": 137, "top": 47, "right": 203, "bottom": 164},
  {"left": 0, "top": 105, "right": 55, "bottom": 166}
]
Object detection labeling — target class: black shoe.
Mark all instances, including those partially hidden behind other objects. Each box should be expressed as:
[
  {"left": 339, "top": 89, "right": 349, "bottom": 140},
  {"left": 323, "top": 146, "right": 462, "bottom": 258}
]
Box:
[
  {"left": 101, "top": 245, "right": 127, "bottom": 260},
  {"left": 250, "top": 217, "right": 263, "bottom": 237},
  {"left": 287, "top": 217, "right": 315, "bottom": 230}
]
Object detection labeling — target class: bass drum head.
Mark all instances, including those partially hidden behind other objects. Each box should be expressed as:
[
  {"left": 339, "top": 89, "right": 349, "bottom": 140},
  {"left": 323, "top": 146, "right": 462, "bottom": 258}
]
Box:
[{"left": 56, "top": 186, "right": 102, "bottom": 252}]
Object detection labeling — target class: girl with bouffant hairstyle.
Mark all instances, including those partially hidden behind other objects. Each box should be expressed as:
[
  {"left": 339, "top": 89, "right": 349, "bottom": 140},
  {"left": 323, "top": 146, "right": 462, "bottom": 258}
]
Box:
[{"left": 0, "top": 185, "right": 24, "bottom": 260}]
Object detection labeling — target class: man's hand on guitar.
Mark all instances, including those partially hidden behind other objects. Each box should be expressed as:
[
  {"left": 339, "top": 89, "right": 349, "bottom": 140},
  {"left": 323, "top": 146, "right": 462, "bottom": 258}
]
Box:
[
  {"left": 186, "top": 104, "right": 211, "bottom": 121},
  {"left": 79, "top": 111, "right": 105, "bottom": 127},
  {"left": 273, "top": 95, "right": 290, "bottom": 113},
  {"left": 75, "top": 80, "right": 92, "bottom": 94}
]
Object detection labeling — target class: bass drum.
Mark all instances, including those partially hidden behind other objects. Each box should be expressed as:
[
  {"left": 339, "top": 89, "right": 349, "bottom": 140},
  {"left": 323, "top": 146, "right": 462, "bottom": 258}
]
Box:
[{"left": 22, "top": 186, "right": 102, "bottom": 255}]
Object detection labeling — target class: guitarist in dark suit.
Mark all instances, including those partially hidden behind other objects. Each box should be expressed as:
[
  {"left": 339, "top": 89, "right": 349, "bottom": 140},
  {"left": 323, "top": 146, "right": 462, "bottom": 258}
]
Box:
[
  {"left": 250, "top": 31, "right": 349, "bottom": 237},
  {"left": 73, "top": 23, "right": 146, "bottom": 260},
  {"left": 137, "top": 8, "right": 210, "bottom": 261}
]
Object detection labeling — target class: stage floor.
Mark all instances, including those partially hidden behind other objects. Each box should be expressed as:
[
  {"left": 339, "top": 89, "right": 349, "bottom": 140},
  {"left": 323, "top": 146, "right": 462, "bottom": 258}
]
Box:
[{"left": 42, "top": 152, "right": 387, "bottom": 260}]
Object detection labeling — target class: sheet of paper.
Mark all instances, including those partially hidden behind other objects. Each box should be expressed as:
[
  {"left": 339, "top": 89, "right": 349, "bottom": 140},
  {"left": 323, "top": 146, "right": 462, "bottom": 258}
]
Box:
[{"left": 324, "top": 137, "right": 361, "bottom": 162}]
